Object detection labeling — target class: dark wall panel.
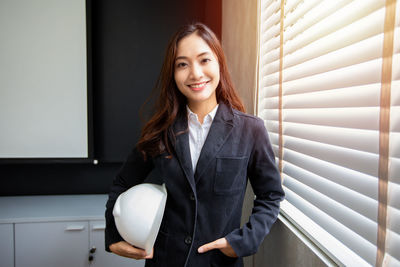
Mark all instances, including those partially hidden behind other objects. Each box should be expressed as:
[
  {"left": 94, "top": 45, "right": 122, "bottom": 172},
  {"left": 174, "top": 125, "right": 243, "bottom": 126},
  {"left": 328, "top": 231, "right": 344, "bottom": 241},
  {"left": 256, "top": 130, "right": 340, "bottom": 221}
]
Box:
[{"left": 93, "top": 0, "right": 204, "bottom": 162}]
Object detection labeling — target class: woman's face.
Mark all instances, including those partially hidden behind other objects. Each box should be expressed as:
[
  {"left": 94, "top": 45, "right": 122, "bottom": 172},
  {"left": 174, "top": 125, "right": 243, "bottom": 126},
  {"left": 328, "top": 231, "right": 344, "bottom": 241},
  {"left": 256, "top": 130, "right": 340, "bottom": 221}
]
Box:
[{"left": 174, "top": 33, "right": 220, "bottom": 109}]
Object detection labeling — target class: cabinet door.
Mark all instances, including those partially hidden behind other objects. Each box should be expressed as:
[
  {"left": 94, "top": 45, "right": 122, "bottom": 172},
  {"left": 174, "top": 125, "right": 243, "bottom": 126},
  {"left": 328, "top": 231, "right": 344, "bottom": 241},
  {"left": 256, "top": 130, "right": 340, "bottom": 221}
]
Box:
[
  {"left": 15, "top": 221, "right": 89, "bottom": 267},
  {"left": 89, "top": 220, "right": 144, "bottom": 267},
  {"left": 0, "top": 224, "right": 14, "bottom": 267}
]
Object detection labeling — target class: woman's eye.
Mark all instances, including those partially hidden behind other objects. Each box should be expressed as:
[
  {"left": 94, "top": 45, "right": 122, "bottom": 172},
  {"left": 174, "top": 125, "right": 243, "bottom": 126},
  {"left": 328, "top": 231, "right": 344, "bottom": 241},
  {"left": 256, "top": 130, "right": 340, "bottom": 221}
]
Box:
[
  {"left": 176, "top": 62, "right": 187, "bottom": 68},
  {"left": 201, "top": 58, "right": 211, "bottom": 64}
]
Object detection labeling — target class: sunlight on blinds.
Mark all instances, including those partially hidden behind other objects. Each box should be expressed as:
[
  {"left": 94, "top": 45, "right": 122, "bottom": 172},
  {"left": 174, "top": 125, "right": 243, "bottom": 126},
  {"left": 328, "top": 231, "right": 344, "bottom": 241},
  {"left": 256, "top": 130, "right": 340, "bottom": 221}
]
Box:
[{"left": 258, "top": 0, "right": 399, "bottom": 266}]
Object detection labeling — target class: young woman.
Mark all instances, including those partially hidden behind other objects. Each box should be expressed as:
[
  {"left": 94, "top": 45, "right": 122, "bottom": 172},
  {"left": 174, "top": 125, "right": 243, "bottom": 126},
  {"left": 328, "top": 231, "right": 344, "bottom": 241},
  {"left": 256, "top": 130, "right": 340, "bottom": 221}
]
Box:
[{"left": 105, "top": 23, "right": 284, "bottom": 267}]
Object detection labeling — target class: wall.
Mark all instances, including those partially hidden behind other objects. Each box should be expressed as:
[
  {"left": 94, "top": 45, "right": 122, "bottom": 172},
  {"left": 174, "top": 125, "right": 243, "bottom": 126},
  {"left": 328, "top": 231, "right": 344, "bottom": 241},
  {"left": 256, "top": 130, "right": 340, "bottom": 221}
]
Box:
[
  {"left": 221, "top": 0, "right": 259, "bottom": 114},
  {"left": 221, "top": 0, "right": 327, "bottom": 266},
  {"left": 256, "top": 219, "right": 328, "bottom": 266}
]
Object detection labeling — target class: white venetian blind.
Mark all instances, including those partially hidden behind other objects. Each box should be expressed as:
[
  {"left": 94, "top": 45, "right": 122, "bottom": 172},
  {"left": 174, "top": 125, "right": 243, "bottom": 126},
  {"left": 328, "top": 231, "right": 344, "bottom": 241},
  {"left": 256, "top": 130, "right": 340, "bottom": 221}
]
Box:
[{"left": 258, "top": 0, "right": 400, "bottom": 266}]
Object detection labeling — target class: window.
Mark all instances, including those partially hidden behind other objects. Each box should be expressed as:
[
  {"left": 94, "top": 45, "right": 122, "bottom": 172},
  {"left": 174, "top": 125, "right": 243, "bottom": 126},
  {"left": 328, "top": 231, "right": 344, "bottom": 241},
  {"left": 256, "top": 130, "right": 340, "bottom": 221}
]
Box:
[{"left": 257, "top": 0, "right": 399, "bottom": 266}]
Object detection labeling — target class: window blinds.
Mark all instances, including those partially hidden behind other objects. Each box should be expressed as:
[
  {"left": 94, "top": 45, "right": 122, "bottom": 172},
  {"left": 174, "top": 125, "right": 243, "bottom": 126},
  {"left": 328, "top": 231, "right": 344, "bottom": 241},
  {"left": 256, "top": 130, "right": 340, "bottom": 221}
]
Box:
[{"left": 258, "top": 0, "right": 399, "bottom": 266}]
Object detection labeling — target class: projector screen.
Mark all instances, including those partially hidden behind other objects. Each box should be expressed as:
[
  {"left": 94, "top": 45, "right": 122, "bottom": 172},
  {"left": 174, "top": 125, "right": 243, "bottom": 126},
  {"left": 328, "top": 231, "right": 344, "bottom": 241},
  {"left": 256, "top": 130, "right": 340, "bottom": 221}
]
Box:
[{"left": 0, "top": 0, "right": 88, "bottom": 158}]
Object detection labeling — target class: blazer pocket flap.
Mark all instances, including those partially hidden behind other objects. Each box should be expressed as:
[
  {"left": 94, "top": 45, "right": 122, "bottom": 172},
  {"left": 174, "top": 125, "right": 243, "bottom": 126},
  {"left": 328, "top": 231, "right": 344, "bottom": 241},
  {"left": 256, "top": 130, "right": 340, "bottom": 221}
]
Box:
[{"left": 214, "top": 156, "right": 248, "bottom": 194}]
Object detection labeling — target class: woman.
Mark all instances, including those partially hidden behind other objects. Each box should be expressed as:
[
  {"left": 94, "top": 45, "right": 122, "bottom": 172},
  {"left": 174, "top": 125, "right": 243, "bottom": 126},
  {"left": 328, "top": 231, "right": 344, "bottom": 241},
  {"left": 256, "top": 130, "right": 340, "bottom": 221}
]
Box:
[{"left": 105, "top": 22, "right": 284, "bottom": 267}]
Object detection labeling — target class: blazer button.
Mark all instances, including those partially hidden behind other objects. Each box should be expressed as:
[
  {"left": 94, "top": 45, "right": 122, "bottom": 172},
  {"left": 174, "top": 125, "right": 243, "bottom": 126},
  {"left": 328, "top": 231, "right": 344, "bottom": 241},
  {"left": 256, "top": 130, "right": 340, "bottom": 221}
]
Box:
[
  {"left": 184, "top": 236, "right": 192, "bottom": 245},
  {"left": 190, "top": 193, "right": 195, "bottom": 201}
]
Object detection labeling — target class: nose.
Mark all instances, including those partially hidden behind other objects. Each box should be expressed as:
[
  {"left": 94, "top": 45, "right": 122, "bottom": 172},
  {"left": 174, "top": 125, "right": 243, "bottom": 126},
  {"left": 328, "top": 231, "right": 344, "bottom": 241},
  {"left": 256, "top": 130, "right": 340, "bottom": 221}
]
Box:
[{"left": 189, "top": 62, "right": 203, "bottom": 80}]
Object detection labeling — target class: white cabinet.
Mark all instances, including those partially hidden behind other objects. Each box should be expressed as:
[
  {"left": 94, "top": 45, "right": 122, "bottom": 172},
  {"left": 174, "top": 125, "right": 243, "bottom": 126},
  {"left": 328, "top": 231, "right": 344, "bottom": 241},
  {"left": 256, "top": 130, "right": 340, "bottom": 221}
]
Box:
[
  {"left": 0, "top": 223, "right": 14, "bottom": 267},
  {"left": 15, "top": 221, "right": 89, "bottom": 267},
  {"left": 0, "top": 195, "right": 144, "bottom": 267}
]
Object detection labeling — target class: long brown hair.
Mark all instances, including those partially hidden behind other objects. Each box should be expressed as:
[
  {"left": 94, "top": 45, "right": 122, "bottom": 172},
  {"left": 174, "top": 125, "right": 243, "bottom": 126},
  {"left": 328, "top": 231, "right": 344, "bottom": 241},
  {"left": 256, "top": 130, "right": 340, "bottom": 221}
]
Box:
[{"left": 137, "top": 22, "right": 245, "bottom": 158}]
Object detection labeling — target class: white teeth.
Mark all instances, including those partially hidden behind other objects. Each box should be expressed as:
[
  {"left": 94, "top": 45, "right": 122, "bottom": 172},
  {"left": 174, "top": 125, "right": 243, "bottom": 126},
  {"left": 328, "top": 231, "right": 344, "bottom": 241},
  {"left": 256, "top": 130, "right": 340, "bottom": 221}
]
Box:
[{"left": 189, "top": 82, "right": 207, "bottom": 88}]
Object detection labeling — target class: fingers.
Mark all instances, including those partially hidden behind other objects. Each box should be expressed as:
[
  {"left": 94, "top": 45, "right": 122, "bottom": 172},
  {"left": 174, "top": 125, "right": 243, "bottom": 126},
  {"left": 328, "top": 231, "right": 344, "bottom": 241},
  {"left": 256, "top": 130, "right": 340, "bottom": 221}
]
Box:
[
  {"left": 219, "top": 245, "right": 238, "bottom": 258},
  {"left": 109, "top": 241, "right": 153, "bottom": 260},
  {"left": 198, "top": 238, "right": 226, "bottom": 253},
  {"left": 144, "top": 248, "right": 154, "bottom": 259},
  {"left": 198, "top": 238, "right": 238, "bottom": 258}
]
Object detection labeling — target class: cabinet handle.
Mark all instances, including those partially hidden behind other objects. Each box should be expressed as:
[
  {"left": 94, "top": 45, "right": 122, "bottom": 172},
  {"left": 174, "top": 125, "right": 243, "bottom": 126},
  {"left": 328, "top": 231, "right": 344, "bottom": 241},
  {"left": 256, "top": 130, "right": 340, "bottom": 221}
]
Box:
[
  {"left": 65, "top": 225, "right": 85, "bottom": 231},
  {"left": 92, "top": 224, "right": 105, "bottom": 231}
]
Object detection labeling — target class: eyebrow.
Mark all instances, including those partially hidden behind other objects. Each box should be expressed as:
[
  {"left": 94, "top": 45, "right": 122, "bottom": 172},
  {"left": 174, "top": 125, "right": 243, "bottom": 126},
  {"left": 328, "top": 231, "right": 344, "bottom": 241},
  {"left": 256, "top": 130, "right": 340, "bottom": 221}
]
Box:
[{"left": 175, "top": 52, "right": 212, "bottom": 61}]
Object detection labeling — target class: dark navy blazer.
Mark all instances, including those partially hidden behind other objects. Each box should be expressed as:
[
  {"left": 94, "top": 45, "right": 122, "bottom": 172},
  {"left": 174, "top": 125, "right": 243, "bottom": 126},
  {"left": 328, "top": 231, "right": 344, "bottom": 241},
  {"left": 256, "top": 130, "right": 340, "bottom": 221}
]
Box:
[{"left": 105, "top": 103, "right": 285, "bottom": 267}]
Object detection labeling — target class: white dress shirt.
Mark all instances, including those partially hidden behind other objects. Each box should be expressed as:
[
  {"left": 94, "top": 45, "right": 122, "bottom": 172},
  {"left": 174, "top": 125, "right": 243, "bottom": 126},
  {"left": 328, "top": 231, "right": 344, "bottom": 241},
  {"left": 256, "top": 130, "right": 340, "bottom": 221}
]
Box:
[{"left": 187, "top": 104, "right": 219, "bottom": 172}]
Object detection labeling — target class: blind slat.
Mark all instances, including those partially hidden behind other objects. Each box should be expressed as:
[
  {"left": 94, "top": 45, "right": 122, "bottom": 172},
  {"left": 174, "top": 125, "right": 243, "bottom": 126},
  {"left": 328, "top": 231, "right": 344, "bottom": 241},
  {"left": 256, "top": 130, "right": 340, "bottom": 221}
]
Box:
[
  {"left": 268, "top": 132, "right": 279, "bottom": 146},
  {"left": 388, "top": 181, "right": 400, "bottom": 211},
  {"left": 284, "top": 122, "right": 379, "bottom": 154},
  {"left": 389, "top": 158, "right": 400, "bottom": 185},
  {"left": 260, "top": 84, "right": 279, "bottom": 98},
  {"left": 386, "top": 228, "right": 400, "bottom": 262},
  {"left": 393, "top": 52, "right": 400, "bottom": 80},
  {"left": 282, "top": 84, "right": 380, "bottom": 109},
  {"left": 261, "top": 67, "right": 279, "bottom": 87},
  {"left": 283, "top": 57, "right": 385, "bottom": 95},
  {"left": 388, "top": 204, "right": 400, "bottom": 234},
  {"left": 392, "top": 80, "right": 400, "bottom": 106},
  {"left": 284, "top": 182, "right": 376, "bottom": 264},
  {"left": 382, "top": 254, "right": 400, "bottom": 266},
  {"left": 284, "top": 24, "right": 399, "bottom": 72},
  {"left": 280, "top": 199, "right": 371, "bottom": 267},
  {"left": 284, "top": 0, "right": 302, "bottom": 14},
  {"left": 284, "top": 174, "right": 377, "bottom": 249},
  {"left": 283, "top": 0, "right": 353, "bottom": 43},
  {"left": 260, "top": 96, "right": 279, "bottom": 109},
  {"left": 284, "top": 0, "right": 320, "bottom": 29},
  {"left": 284, "top": 0, "right": 384, "bottom": 53},
  {"left": 261, "top": 0, "right": 279, "bottom": 24},
  {"left": 260, "top": 109, "right": 279, "bottom": 121},
  {"left": 261, "top": 9, "right": 280, "bottom": 32},
  {"left": 261, "top": 46, "right": 280, "bottom": 66},
  {"left": 260, "top": 57, "right": 280, "bottom": 77},
  {"left": 261, "top": 36, "right": 281, "bottom": 62},
  {"left": 284, "top": 34, "right": 384, "bottom": 82},
  {"left": 384, "top": 232, "right": 400, "bottom": 266},
  {"left": 264, "top": 120, "right": 279, "bottom": 134},
  {"left": 390, "top": 132, "right": 400, "bottom": 158},
  {"left": 284, "top": 148, "right": 378, "bottom": 200},
  {"left": 261, "top": 22, "right": 281, "bottom": 46},
  {"left": 391, "top": 106, "right": 400, "bottom": 132},
  {"left": 284, "top": 161, "right": 378, "bottom": 223},
  {"left": 284, "top": 135, "right": 379, "bottom": 177},
  {"left": 283, "top": 107, "right": 379, "bottom": 130}
]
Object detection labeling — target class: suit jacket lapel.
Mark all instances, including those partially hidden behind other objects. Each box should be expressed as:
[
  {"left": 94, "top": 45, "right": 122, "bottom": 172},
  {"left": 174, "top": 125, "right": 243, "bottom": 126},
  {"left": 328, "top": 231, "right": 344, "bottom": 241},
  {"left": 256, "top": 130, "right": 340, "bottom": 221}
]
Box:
[
  {"left": 194, "top": 103, "right": 234, "bottom": 182},
  {"left": 169, "top": 112, "right": 196, "bottom": 192}
]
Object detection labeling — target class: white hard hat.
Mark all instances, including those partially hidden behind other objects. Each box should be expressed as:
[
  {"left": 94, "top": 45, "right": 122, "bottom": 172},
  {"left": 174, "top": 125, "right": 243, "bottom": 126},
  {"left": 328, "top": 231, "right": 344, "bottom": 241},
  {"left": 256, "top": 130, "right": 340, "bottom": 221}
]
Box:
[{"left": 113, "top": 183, "right": 167, "bottom": 254}]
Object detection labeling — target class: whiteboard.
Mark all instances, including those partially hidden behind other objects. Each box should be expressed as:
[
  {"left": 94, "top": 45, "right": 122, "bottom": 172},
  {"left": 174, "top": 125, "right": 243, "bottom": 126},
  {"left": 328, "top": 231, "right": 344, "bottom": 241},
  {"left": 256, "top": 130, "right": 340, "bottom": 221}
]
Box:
[{"left": 0, "top": 0, "right": 88, "bottom": 158}]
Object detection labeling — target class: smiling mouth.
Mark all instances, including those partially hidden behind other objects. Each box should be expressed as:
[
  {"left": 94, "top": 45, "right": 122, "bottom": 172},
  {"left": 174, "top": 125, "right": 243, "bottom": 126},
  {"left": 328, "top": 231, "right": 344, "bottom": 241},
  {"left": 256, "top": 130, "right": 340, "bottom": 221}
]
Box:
[{"left": 188, "top": 81, "right": 209, "bottom": 89}]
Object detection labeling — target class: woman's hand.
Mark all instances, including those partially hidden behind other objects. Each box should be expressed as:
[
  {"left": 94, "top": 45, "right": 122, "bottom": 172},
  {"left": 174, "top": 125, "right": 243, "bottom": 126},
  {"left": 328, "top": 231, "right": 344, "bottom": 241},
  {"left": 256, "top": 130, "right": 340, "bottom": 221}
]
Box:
[
  {"left": 197, "top": 238, "right": 237, "bottom": 258},
  {"left": 109, "top": 241, "right": 153, "bottom": 260}
]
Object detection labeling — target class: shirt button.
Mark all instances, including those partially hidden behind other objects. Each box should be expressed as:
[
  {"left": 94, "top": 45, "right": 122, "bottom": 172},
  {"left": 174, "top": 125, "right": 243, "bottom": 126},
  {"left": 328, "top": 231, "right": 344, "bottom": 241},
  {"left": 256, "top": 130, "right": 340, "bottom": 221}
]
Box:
[
  {"left": 184, "top": 236, "right": 192, "bottom": 245},
  {"left": 190, "top": 193, "right": 195, "bottom": 201}
]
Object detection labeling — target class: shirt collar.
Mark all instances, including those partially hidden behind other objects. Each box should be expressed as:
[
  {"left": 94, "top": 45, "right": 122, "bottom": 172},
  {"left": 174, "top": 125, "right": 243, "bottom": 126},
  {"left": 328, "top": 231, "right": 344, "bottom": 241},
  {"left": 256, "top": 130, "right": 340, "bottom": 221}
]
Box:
[{"left": 187, "top": 104, "right": 219, "bottom": 124}]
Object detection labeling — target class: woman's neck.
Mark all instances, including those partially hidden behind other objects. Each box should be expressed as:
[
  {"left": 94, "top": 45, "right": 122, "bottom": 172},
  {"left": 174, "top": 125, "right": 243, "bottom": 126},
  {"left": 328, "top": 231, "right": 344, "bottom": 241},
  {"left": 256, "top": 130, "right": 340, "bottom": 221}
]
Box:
[{"left": 187, "top": 100, "right": 218, "bottom": 124}]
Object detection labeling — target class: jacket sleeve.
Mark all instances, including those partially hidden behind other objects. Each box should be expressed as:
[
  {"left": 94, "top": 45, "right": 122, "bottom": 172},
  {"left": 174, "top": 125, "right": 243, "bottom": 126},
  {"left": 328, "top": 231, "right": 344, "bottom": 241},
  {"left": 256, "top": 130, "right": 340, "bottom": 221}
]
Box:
[
  {"left": 104, "top": 147, "right": 154, "bottom": 252},
  {"left": 225, "top": 118, "right": 285, "bottom": 257}
]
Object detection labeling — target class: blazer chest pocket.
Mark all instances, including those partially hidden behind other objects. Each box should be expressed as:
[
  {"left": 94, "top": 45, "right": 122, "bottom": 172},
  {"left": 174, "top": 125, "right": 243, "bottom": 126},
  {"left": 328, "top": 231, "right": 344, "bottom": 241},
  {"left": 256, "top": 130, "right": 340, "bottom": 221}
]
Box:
[{"left": 214, "top": 156, "right": 248, "bottom": 195}]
